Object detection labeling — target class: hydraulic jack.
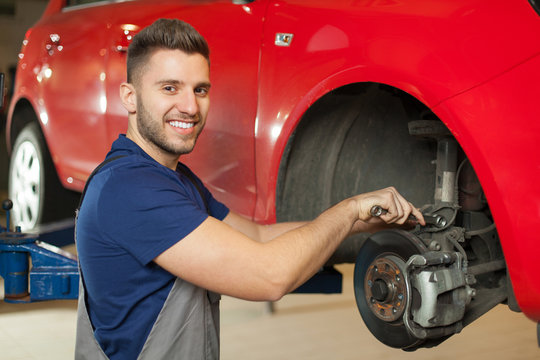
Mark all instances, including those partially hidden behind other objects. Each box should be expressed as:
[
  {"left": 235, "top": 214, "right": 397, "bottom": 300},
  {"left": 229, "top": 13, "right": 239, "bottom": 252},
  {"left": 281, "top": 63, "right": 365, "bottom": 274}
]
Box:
[{"left": 0, "top": 200, "right": 79, "bottom": 303}]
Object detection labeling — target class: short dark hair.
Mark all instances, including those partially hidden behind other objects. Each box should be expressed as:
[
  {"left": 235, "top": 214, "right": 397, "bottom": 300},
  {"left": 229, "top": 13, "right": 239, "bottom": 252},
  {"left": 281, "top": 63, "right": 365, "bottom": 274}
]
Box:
[{"left": 127, "top": 18, "right": 210, "bottom": 84}]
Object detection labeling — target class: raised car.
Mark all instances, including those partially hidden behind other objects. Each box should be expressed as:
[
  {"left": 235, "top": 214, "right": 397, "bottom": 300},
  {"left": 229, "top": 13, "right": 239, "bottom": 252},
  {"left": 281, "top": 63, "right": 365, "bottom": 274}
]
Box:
[{"left": 6, "top": 0, "right": 540, "bottom": 349}]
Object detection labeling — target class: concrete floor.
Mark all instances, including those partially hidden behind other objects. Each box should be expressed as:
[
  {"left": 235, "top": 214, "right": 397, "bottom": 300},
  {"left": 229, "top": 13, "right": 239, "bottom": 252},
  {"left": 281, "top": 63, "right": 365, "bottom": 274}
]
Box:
[{"left": 0, "top": 263, "right": 538, "bottom": 360}]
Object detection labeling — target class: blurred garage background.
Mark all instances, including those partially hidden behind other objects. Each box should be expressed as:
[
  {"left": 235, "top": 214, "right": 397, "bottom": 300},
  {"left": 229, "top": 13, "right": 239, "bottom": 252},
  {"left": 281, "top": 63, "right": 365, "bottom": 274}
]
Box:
[{"left": 0, "top": 1, "right": 539, "bottom": 359}]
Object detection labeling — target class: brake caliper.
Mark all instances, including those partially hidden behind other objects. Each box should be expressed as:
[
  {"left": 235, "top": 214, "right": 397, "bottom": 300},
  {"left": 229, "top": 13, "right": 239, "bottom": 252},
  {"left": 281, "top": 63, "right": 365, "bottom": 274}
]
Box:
[{"left": 403, "top": 251, "right": 476, "bottom": 341}]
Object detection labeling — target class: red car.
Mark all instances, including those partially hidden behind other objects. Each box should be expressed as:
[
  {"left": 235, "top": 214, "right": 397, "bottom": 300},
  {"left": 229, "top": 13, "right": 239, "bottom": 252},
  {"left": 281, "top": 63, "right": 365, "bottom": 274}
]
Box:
[{"left": 6, "top": 0, "right": 540, "bottom": 349}]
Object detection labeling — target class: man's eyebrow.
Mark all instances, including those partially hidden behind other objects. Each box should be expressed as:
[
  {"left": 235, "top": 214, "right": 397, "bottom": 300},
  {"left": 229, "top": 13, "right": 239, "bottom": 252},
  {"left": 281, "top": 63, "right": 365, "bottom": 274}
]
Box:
[
  {"left": 155, "top": 79, "right": 183, "bottom": 86},
  {"left": 155, "top": 79, "right": 211, "bottom": 88}
]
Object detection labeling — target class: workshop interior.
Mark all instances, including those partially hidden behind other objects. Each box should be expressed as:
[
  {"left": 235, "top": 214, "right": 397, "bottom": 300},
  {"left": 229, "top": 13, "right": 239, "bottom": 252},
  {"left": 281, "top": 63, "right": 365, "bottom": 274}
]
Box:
[{"left": 1, "top": 0, "right": 540, "bottom": 359}]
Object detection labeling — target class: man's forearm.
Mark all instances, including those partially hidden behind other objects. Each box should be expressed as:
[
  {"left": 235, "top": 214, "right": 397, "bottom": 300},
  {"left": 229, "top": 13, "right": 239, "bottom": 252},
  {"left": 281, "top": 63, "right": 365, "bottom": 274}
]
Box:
[
  {"left": 223, "top": 211, "right": 306, "bottom": 243},
  {"left": 222, "top": 203, "right": 356, "bottom": 296},
  {"left": 257, "top": 221, "right": 307, "bottom": 243},
  {"left": 264, "top": 198, "right": 358, "bottom": 294}
]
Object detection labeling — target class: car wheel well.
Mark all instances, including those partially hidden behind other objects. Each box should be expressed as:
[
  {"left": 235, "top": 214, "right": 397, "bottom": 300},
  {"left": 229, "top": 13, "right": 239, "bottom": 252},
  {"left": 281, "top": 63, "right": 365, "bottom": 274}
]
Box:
[
  {"left": 9, "top": 99, "right": 40, "bottom": 152},
  {"left": 276, "top": 82, "right": 439, "bottom": 223}
]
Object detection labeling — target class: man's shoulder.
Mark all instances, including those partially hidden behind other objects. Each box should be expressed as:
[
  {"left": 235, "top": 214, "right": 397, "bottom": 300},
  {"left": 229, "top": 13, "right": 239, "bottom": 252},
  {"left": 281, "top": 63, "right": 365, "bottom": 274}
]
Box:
[{"left": 101, "top": 154, "right": 172, "bottom": 182}]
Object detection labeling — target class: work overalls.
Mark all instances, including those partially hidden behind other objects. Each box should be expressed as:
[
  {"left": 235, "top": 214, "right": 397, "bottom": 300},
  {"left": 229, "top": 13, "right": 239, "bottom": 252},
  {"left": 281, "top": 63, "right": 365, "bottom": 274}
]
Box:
[
  {"left": 74, "top": 156, "right": 221, "bottom": 359},
  {"left": 75, "top": 278, "right": 221, "bottom": 359}
]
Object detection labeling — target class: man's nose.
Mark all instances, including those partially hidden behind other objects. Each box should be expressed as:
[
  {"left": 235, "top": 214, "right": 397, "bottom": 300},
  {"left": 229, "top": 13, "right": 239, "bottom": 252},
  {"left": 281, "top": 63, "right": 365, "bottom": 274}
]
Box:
[{"left": 176, "top": 90, "right": 199, "bottom": 116}]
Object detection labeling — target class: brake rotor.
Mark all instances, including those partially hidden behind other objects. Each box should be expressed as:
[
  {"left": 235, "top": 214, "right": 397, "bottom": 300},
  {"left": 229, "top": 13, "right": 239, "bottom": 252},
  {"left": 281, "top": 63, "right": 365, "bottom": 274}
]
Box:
[
  {"left": 364, "top": 255, "right": 407, "bottom": 322},
  {"left": 354, "top": 230, "right": 427, "bottom": 349}
]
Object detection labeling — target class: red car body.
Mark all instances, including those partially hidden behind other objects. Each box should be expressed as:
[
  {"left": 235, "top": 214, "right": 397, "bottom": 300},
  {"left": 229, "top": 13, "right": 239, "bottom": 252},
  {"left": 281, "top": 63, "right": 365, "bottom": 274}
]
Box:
[{"left": 6, "top": 0, "right": 540, "bottom": 345}]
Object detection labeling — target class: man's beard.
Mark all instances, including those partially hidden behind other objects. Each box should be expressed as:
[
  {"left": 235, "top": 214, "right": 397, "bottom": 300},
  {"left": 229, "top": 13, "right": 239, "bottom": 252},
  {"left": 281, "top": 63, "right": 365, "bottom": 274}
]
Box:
[{"left": 136, "top": 96, "right": 202, "bottom": 156}]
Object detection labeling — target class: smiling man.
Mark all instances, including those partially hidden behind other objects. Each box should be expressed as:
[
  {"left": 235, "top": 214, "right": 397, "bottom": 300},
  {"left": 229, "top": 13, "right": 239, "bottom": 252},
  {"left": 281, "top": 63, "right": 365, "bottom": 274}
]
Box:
[
  {"left": 75, "top": 18, "right": 424, "bottom": 360},
  {"left": 126, "top": 48, "right": 210, "bottom": 165}
]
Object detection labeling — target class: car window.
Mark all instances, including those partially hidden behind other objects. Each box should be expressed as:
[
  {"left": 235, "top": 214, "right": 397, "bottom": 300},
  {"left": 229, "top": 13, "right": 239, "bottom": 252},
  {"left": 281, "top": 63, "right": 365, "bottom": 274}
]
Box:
[{"left": 65, "top": 0, "right": 114, "bottom": 8}]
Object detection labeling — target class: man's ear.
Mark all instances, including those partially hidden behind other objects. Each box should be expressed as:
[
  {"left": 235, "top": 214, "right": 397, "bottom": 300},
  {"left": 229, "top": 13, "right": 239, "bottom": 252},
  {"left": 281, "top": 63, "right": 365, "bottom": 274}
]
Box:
[{"left": 120, "top": 82, "right": 137, "bottom": 113}]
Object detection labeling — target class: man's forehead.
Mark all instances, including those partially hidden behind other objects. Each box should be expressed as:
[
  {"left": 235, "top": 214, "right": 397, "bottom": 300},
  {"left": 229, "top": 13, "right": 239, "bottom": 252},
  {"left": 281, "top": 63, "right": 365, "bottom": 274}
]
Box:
[
  {"left": 148, "top": 48, "right": 209, "bottom": 67},
  {"left": 143, "top": 49, "right": 210, "bottom": 82}
]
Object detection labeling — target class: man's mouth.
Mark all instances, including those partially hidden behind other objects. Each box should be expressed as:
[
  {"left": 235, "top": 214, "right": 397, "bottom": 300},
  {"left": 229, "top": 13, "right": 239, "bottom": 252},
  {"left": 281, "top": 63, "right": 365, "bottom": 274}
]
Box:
[{"left": 168, "top": 120, "right": 195, "bottom": 129}]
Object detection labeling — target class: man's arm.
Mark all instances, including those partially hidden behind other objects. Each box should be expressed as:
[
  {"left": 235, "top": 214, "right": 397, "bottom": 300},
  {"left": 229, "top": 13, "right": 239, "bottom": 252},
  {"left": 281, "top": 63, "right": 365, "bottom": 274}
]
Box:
[
  {"left": 154, "top": 187, "right": 424, "bottom": 302},
  {"left": 222, "top": 211, "right": 306, "bottom": 243}
]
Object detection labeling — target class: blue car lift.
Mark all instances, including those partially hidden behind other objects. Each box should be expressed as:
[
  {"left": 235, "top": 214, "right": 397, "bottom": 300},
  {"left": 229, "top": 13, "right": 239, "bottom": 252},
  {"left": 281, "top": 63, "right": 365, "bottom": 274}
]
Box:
[{"left": 0, "top": 200, "right": 79, "bottom": 303}]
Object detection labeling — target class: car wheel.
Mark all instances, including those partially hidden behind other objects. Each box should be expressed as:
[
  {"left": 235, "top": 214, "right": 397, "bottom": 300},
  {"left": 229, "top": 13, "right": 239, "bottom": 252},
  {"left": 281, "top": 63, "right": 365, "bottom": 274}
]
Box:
[{"left": 8, "top": 122, "right": 79, "bottom": 230}]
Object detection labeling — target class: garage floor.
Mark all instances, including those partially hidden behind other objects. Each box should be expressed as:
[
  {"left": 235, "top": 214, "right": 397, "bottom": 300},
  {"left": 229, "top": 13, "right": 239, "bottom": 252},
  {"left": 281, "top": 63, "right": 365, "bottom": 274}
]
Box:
[{"left": 0, "top": 262, "right": 538, "bottom": 360}]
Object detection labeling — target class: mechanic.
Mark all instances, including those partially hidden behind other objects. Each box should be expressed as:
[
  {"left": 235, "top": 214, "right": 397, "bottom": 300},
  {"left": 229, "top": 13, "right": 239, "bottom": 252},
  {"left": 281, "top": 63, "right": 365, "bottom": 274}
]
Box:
[{"left": 75, "top": 18, "right": 425, "bottom": 360}]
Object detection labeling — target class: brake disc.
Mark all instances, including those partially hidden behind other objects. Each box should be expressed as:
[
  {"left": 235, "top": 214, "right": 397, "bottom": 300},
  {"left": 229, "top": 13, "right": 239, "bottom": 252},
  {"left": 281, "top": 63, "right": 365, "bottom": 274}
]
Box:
[
  {"left": 354, "top": 230, "right": 427, "bottom": 349},
  {"left": 363, "top": 255, "right": 408, "bottom": 323}
]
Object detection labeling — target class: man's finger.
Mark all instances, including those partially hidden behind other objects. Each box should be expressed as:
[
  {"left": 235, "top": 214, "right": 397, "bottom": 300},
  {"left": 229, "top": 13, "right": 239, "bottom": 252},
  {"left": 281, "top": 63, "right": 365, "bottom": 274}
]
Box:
[{"left": 411, "top": 206, "right": 426, "bottom": 226}]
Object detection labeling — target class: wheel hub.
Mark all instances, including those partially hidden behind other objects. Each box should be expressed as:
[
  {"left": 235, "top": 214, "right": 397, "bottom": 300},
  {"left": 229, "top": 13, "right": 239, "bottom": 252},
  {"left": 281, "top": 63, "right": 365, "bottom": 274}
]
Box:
[
  {"left": 10, "top": 140, "right": 41, "bottom": 230},
  {"left": 364, "top": 255, "right": 407, "bottom": 322}
]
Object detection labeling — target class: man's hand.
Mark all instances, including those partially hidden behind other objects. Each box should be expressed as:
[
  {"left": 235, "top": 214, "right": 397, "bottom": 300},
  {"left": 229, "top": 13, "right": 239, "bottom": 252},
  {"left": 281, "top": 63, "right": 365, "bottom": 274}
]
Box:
[{"left": 350, "top": 187, "right": 425, "bottom": 233}]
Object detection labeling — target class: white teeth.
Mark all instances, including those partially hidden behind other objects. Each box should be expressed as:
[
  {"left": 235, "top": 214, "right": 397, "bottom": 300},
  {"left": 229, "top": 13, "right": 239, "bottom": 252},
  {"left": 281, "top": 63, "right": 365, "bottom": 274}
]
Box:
[{"left": 169, "top": 121, "right": 194, "bottom": 129}]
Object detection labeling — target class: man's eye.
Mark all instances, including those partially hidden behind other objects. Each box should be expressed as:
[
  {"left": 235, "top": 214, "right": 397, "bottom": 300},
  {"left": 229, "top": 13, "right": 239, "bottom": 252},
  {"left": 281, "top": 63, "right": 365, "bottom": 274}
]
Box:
[
  {"left": 163, "top": 86, "right": 176, "bottom": 93},
  {"left": 195, "top": 87, "right": 209, "bottom": 96}
]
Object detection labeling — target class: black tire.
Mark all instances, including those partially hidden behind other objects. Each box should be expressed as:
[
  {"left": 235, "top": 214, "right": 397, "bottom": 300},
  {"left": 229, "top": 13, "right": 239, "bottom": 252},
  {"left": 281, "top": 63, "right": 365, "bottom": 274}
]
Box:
[
  {"left": 277, "top": 86, "right": 436, "bottom": 223},
  {"left": 8, "top": 122, "right": 79, "bottom": 230}
]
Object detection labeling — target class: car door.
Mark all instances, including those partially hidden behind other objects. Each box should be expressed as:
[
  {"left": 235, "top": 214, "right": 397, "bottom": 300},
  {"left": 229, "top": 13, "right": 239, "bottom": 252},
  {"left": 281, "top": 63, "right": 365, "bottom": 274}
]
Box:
[
  {"left": 37, "top": 2, "right": 111, "bottom": 187},
  {"left": 103, "top": 0, "right": 266, "bottom": 218}
]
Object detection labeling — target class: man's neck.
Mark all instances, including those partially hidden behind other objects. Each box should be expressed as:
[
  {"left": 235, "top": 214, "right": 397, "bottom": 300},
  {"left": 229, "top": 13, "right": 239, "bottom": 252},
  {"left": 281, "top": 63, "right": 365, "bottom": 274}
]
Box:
[{"left": 126, "top": 131, "right": 180, "bottom": 171}]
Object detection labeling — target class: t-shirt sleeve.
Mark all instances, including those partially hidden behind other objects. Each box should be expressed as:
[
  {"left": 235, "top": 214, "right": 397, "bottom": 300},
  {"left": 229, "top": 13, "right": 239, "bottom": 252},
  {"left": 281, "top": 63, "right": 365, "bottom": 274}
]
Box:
[
  {"left": 192, "top": 171, "right": 230, "bottom": 221},
  {"left": 97, "top": 164, "right": 213, "bottom": 265}
]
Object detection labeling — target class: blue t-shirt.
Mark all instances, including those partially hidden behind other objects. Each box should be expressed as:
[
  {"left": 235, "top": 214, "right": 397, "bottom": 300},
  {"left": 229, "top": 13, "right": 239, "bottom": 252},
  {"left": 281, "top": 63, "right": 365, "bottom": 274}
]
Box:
[{"left": 76, "top": 135, "right": 229, "bottom": 359}]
